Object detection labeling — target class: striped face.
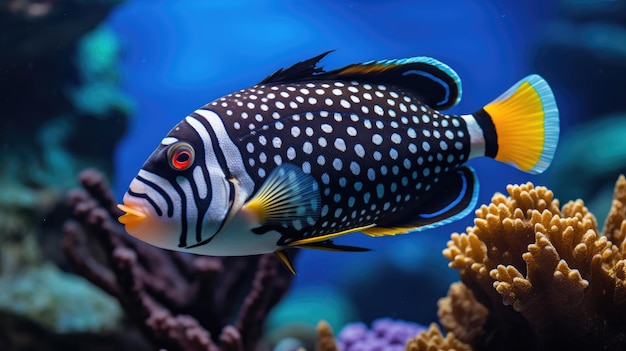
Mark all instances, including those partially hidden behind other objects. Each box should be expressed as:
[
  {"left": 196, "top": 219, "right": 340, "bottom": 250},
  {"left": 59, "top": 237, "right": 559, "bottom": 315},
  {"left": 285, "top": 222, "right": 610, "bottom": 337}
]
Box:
[
  {"left": 118, "top": 52, "right": 559, "bottom": 266},
  {"left": 120, "top": 111, "right": 261, "bottom": 255}
]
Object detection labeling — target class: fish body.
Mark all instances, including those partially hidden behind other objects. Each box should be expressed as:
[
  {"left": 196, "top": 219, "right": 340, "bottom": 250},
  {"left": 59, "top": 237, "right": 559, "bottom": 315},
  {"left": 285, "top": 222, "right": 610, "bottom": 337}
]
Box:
[{"left": 118, "top": 52, "right": 559, "bottom": 273}]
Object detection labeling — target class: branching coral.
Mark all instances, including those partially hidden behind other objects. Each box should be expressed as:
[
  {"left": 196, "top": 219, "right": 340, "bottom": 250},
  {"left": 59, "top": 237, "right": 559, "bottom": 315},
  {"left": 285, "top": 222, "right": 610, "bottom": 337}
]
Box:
[
  {"left": 63, "top": 169, "right": 295, "bottom": 351},
  {"left": 434, "top": 177, "right": 626, "bottom": 350}
]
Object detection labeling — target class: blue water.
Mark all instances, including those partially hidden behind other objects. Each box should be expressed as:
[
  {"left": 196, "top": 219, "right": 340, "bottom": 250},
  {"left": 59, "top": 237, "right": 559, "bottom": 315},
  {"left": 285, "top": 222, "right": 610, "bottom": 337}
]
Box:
[{"left": 106, "top": 0, "right": 557, "bottom": 324}]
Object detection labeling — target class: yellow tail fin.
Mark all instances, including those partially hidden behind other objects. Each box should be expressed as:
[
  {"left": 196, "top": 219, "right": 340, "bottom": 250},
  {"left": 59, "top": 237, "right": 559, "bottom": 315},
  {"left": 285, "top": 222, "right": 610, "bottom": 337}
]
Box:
[{"left": 483, "top": 74, "right": 559, "bottom": 174}]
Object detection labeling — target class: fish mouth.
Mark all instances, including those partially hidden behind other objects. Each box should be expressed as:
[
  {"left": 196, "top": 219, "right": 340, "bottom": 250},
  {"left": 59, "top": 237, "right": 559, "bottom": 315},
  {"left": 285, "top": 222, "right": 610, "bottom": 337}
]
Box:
[{"left": 117, "top": 203, "right": 147, "bottom": 233}]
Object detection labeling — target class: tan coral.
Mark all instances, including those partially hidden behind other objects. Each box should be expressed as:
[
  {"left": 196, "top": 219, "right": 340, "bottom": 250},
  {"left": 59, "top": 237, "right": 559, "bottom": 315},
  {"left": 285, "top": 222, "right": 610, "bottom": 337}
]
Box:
[
  {"left": 315, "top": 321, "right": 338, "bottom": 351},
  {"left": 438, "top": 179, "right": 626, "bottom": 350},
  {"left": 405, "top": 323, "right": 471, "bottom": 351},
  {"left": 437, "top": 282, "right": 488, "bottom": 344}
]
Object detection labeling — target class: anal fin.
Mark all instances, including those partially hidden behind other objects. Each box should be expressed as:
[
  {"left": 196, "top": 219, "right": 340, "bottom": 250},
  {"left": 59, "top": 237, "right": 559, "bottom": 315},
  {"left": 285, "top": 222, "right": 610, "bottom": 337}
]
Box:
[{"left": 361, "top": 166, "right": 478, "bottom": 237}]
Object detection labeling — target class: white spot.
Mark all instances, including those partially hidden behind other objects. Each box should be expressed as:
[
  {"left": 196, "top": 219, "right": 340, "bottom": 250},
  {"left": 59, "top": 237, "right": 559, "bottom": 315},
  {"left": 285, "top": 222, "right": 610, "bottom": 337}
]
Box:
[
  {"left": 291, "top": 126, "right": 301, "bottom": 138},
  {"left": 340, "top": 99, "right": 351, "bottom": 109},
  {"left": 440, "top": 140, "right": 448, "bottom": 150},
  {"left": 306, "top": 112, "right": 314, "bottom": 120},
  {"left": 247, "top": 102, "right": 255, "bottom": 109},
  {"left": 403, "top": 159, "right": 411, "bottom": 169},
  {"left": 332, "top": 88, "right": 342, "bottom": 96},
  {"left": 259, "top": 152, "right": 267, "bottom": 163},
  {"left": 373, "top": 151, "right": 382, "bottom": 161},
  {"left": 333, "top": 158, "right": 343, "bottom": 171},
  {"left": 300, "top": 88, "right": 310, "bottom": 95},
  {"left": 334, "top": 112, "right": 342, "bottom": 122},
  {"left": 308, "top": 97, "right": 318, "bottom": 104},
  {"left": 302, "top": 161, "right": 311, "bottom": 173},
  {"left": 455, "top": 141, "right": 464, "bottom": 150},
  {"left": 376, "top": 184, "right": 385, "bottom": 198},
  {"left": 350, "top": 95, "right": 360, "bottom": 103},
  {"left": 318, "top": 137, "right": 327, "bottom": 147},
  {"left": 161, "top": 137, "right": 178, "bottom": 145},
  {"left": 321, "top": 205, "right": 329, "bottom": 216},
  {"left": 261, "top": 104, "right": 269, "bottom": 111},
  {"left": 275, "top": 101, "right": 285, "bottom": 109},
  {"left": 280, "top": 91, "right": 289, "bottom": 98},
  {"left": 422, "top": 141, "right": 430, "bottom": 151},
  {"left": 258, "top": 168, "right": 266, "bottom": 177},
  {"left": 348, "top": 86, "right": 359, "bottom": 93},
  {"left": 374, "top": 105, "right": 384, "bottom": 116},
  {"left": 372, "top": 134, "right": 383, "bottom": 145},
  {"left": 347, "top": 126, "right": 357, "bottom": 136},
  {"left": 317, "top": 155, "right": 326, "bottom": 165},
  {"left": 354, "top": 182, "right": 363, "bottom": 191},
  {"left": 375, "top": 120, "right": 384, "bottom": 129},
  {"left": 409, "top": 143, "right": 417, "bottom": 153},
  {"left": 407, "top": 128, "right": 417, "bottom": 138},
  {"left": 367, "top": 168, "right": 376, "bottom": 181},
  {"left": 233, "top": 122, "right": 240, "bottom": 130},
  {"left": 354, "top": 144, "right": 365, "bottom": 157},
  {"left": 287, "top": 147, "right": 296, "bottom": 160},
  {"left": 447, "top": 154, "right": 454, "bottom": 163},
  {"left": 422, "top": 114, "right": 430, "bottom": 123},
  {"left": 350, "top": 161, "right": 360, "bottom": 175},
  {"left": 389, "top": 148, "right": 398, "bottom": 159},
  {"left": 445, "top": 130, "right": 454, "bottom": 139},
  {"left": 321, "top": 124, "right": 333, "bottom": 133},
  {"left": 334, "top": 208, "right": 343, "bottom": 218},
  {"left": 275, "top": 121, "right": 284, "bottom": 130},
  {"left": 391, "top": 133, "right": 402, "bottom": 144},
  {"left": 274, "top": 154, "right": 282, "bottom": 165},
  {"left": 305, "top": 127, "right": 314, "bottom": 136},
  {"left": 452, "top": 119, "right": 461, "bottom": 127},
  {"left": 246, "top": 143, "right": 254, "bottom": 153},
  {"left": 272, "top": 137, "right": 282, "bottom": 148},
  {"left": 335, "top": 82, "right": 345, "bottom": 87},
  {"left": 290, "top": 101, "right": 298, "bottom": 109},
  {"left": 267, "top": 93, "right": 276, "bottom": 99},
  {"left": 303, "top": 141, "right": 313, "bottom": 154},
  {"left": 423, "top": 168, "right": 430, "bottom": 176},
  {"left": 334, "top": 138, "right": 346, "bottom": 152},
  {"left": 321, "top": 173, "right": 330, "bottom": 184},
  {"left": 315, "top": 89, "right": 325, "bottom": 95},
  {"left": 363, "top": 92, "right": 372, "bottom": 100},
  {"left": 259, "top": 135, "right": 267, "bottom": 145}
]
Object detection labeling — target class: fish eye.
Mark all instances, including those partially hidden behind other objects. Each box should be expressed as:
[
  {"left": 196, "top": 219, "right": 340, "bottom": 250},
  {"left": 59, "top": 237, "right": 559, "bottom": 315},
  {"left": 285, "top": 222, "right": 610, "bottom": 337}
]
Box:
[{"left": 167, "top": 142, "right": 195, "bottom": 171}]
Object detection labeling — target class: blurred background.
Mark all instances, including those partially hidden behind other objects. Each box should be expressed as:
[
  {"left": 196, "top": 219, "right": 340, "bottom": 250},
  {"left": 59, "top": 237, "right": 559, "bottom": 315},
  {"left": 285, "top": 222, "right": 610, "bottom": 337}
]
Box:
[{"left": 2, "top": 0, "right": 626, "bottom": 349}]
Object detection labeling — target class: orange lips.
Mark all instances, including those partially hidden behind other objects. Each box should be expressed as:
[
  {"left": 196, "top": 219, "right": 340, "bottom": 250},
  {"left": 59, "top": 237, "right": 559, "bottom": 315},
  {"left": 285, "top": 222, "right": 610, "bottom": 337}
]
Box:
[{"left": 117, "top": 204, "right": 147, "bottom": 232}]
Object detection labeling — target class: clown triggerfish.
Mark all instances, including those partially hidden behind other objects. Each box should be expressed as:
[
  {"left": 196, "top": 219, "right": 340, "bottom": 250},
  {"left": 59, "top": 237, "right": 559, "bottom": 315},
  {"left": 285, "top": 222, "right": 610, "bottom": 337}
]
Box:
[{"left": 118, "top": 52, "right": 559, "bottom": 274}]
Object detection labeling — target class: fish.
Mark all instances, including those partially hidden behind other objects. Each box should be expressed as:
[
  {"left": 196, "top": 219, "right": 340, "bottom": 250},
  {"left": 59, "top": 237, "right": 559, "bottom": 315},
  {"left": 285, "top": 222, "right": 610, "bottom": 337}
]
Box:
[{"left": 117, "top": 52, "right": 559, "bottom": 274}]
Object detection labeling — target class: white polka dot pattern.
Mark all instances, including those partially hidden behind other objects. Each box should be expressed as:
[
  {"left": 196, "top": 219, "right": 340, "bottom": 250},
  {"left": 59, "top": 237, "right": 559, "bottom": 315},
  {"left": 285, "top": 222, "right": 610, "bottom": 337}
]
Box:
[{"left": 205, "top": 80, "right": 470, "bottom": 239}]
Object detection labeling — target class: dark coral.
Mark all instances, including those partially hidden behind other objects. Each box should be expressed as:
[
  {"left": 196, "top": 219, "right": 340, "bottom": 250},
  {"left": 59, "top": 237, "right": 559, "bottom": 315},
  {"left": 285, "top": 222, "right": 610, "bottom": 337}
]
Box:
[{"left": 63, "top": 169, "right": 296, "bottom": 351}]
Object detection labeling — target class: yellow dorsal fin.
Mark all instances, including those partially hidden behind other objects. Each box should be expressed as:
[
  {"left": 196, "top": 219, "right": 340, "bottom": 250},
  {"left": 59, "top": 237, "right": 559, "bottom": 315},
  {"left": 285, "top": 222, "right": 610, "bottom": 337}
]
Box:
[
  {"left": 483, "top": 74, "right": 559, "bottom": 174},
  {"left": 274, "top": 250, "right": 296, "bottom": 275}
]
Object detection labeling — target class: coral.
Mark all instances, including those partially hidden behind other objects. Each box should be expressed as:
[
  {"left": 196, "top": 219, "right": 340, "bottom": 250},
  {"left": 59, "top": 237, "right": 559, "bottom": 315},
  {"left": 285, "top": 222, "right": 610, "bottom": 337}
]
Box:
[
  {"left": 432, "top": 178, "right": 626, "bottom": 350},
  {"left": 63, "top": 169, "right": 295, "bottom": 351},
  {"left": 334, "top": 318, "right": 426, "bottom": 351},
  {"left": 0, "top": 263, "right": 122, "bottom": 333},
  {"left": 405, "top": 324, "right": 471, "bottom": 351}
]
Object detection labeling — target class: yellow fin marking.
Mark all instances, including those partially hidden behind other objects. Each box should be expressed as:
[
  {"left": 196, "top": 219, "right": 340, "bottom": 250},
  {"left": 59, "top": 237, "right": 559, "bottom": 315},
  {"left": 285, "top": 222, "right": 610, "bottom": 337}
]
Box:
[
  {"left": 340, "top": 64, "right": 394, "bottom": 75},
  {"left": 360, "top": 226, "right": 416, "bottom": 237},
  {"left": 274, "top": 251, "right": 296, "bottom": 275},
  {"left": 483, "top": 75, "right": 559, "bottom": 174},
  {"left": 287, "top": 224, "right": 376, "bottom": 246}
]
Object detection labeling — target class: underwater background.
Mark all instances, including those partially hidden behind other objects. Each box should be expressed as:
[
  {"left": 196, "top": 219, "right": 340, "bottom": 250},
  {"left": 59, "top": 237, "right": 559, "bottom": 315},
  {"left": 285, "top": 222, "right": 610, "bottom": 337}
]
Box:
[{"left": 2, "top": 0, "right": 626, "bottom": 350}]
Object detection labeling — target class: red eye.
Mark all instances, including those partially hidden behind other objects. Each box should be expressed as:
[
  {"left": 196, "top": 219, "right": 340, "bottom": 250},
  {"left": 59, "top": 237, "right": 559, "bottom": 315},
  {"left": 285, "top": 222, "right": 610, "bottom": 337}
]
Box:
[{"left": 167, "top": 142, "right": 195, "bottom": 171}]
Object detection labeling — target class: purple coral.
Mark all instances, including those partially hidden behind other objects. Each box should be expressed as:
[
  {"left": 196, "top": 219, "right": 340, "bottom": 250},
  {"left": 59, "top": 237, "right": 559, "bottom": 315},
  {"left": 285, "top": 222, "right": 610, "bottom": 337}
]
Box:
[
  {"left": 62, "top": 169, "right": 295, "bottom": 351},
  {"left": 337, "top": 318, "right": 426, "bottom": 351}
]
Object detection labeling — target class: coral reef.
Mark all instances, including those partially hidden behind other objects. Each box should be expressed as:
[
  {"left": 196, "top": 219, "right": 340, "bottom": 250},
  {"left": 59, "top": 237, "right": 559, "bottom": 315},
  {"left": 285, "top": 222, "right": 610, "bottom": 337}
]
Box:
[
  {"left": 315, "top": 177, "right": 626, "bottom": 351},
  {"left": 316, "top": 318, "right": 426, "bottom": 351},
  {"left": 63, "top": 169, "right": 296, "bottom": 351},
  {"left": 431, "top": 178, "right": 626, "bottom": 350}
]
